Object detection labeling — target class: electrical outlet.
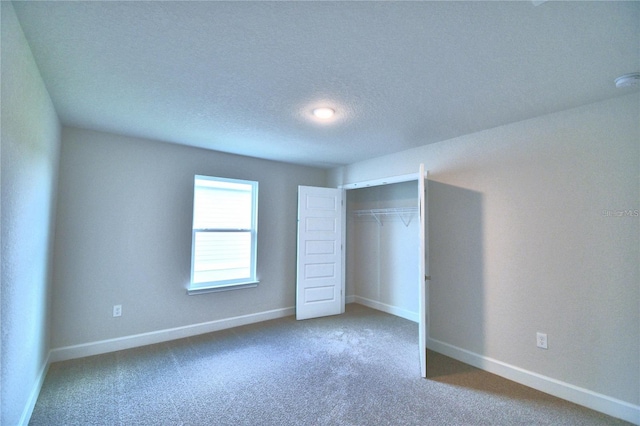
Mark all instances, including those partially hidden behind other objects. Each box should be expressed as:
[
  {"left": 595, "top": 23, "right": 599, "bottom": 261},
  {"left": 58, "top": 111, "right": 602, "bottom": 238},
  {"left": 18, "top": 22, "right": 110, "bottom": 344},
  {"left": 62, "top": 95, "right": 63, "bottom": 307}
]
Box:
[
  {"left": 113, "top": 304, "right": 122, "bottom": 317},
  {"left": 536, "top": 332, "right": 548, "bottom": 349}
]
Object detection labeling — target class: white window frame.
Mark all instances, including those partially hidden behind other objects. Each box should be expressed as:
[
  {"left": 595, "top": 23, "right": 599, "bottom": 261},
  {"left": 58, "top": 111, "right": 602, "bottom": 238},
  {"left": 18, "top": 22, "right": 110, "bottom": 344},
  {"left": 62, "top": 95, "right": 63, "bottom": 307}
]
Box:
[{"left": 188, "top": 175, "right": 259, "bottom": 295}]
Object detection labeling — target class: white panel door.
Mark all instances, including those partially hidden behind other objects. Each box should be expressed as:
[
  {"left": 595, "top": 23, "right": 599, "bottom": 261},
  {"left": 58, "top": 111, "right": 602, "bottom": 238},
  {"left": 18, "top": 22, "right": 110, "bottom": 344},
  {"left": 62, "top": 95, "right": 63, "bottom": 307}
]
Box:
[
  {"left": 296, "top": 186, "right": 344, "bottom": 320},
  {"left": 418, "top": 164, "right": 429, "bottom": 377}
]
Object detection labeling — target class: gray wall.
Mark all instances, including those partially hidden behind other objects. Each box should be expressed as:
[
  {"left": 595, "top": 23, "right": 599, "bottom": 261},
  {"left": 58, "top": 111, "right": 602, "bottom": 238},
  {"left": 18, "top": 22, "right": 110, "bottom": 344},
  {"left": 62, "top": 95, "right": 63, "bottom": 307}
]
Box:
[
  {"left": 1, "top": 3, "right": 61, "bottom": 425},
  {"left": 329, "top": 93, "right": 640, "bottom": 407},
  {"left": 51, "top": 127, "right": 326, "bottom": 348}
]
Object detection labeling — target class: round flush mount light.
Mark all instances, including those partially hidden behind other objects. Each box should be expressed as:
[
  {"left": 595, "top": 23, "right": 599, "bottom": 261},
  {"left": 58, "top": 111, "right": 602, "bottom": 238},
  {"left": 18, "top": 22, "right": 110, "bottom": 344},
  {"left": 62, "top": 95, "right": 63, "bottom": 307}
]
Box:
[
  {"left": 312, "top": 107, "right": 335, "bottom": 119},
  {"left": 615, "top": 73, "right": 640, "bottom": 88}
]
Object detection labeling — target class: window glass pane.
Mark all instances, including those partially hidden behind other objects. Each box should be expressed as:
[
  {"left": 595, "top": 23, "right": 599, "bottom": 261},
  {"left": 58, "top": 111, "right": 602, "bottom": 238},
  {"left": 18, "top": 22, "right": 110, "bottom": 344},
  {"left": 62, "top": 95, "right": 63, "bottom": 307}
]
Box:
[
  {"left": 193, "top": 180, "right": 252, "bottom": 230},
  {"left": 192, "top": 231, "right": 251, "bottom": 283}
]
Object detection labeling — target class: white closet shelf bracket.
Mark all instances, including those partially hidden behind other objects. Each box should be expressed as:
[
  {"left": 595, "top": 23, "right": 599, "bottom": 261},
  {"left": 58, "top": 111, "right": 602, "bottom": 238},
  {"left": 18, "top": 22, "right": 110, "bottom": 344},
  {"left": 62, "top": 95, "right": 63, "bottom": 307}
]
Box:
[{"left": 351, "top": 207, "right": 418, "bottom": 227}]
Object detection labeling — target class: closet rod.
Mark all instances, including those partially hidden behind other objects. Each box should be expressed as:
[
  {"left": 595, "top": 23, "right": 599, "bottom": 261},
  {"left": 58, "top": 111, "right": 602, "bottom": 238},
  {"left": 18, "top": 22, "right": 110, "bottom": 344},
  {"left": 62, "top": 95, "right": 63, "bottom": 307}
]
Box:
[{"left": 351, "top": 207, "right": 418, "bottom": 227}]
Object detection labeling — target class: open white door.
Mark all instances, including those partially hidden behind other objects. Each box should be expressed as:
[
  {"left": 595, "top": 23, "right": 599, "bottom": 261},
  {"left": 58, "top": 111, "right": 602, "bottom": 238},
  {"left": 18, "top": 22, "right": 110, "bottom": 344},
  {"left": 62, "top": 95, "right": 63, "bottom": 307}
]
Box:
[
  {"left": 296, "top": 186, "right": 344, "bottom": 320},
  {"left": 418, "top": 164, "right": 429, "bottom": 378}
]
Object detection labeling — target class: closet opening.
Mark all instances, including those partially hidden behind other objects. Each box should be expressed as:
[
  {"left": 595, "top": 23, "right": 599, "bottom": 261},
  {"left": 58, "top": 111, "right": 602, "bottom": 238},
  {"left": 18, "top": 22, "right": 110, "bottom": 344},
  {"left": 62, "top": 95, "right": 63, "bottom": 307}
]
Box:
[
  {"left": 345, "top": 180, "right": 420, "bottom": 323},
  {"left": 339, "top": 165, "right": 428, "bottom": 377}
]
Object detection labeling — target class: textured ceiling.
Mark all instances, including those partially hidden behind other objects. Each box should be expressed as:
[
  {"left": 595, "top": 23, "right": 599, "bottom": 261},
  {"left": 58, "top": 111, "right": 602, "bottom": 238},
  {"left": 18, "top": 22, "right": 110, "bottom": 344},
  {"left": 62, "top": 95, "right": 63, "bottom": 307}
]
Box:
[{"left": 12, "top": 1, "right": 640, "bottom": 168}]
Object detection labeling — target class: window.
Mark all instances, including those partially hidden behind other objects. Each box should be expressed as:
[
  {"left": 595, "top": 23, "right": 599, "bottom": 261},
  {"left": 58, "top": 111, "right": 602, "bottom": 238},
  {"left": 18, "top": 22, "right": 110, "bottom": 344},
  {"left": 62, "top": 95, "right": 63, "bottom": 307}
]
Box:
[{"left": 189, "top": 175, "right": 258, "bottom": 294}]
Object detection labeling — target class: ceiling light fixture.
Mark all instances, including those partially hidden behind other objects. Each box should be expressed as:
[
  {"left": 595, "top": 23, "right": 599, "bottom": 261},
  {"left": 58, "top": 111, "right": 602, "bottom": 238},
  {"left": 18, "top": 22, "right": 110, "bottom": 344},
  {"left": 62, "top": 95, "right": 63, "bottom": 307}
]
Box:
[
  {"left": 312, "top": 107, "right": 335, "bottom": 119},
  {"left": 615, "top": 73, "right": 640, "bottom": 88}
]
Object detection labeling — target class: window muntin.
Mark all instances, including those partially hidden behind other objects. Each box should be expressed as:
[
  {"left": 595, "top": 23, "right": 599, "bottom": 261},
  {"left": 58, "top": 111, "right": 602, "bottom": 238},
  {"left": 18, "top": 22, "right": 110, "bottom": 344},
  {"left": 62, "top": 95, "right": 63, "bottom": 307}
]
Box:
[{"left": 189, "top": 175, "right": 258, "bottom": 293}]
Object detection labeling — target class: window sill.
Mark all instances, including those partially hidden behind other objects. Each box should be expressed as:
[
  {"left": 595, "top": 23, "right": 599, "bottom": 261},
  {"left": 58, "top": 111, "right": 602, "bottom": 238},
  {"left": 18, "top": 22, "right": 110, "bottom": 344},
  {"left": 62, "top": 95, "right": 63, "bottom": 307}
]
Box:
[{"left": 187, "top": 281, "right": 259, "bottom": 295}]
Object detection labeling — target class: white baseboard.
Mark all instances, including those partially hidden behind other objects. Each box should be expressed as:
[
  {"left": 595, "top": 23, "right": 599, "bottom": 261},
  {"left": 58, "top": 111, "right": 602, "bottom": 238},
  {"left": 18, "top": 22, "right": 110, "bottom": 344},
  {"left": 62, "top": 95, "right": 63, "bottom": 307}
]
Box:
[
  {"left": 352, "top": 296, "right": 419, "bottom": 323},
  {"left": 19, "top": 352, "right": 51, "bottom": 426},
  {"left": 427, "top": 337, "right": 640, "bottom": 425},
  {"left": 49, "top": 306, "right": 295, "bottom": 363}
]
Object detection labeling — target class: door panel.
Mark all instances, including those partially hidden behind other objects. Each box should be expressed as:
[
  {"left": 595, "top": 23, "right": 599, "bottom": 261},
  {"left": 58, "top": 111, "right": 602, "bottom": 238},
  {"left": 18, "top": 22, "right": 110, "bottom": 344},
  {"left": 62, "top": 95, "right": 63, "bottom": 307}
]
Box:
[
  {"left": 418, "top": 164, "right": 428, "bottom": 378},
  {"left": 296, "top": 186, "right": 344, "bottom": 320}
]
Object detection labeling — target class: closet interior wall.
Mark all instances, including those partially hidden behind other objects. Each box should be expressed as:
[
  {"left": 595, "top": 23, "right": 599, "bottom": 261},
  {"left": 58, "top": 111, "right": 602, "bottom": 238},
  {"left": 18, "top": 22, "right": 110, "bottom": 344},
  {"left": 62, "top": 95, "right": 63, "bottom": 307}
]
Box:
[{"left": 346, "top": 181, "right": 420, "bottom": 322}]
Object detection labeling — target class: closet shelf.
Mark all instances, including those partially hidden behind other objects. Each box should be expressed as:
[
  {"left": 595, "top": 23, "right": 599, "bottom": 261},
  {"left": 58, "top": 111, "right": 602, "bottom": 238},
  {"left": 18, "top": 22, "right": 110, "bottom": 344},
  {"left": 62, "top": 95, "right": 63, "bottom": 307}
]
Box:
[{"left": 351, "top": 207, "right": 418, "bottom": 227}]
